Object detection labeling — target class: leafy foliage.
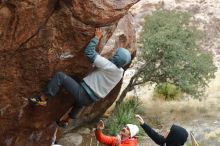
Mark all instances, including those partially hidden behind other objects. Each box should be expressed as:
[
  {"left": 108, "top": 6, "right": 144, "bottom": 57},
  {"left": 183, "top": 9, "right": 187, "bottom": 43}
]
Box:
[
  {"left": 135, "top": 10, "right": 217, "bottom": 97},
  {"left": 104, "top": 97, "right": 144, "bottom": 136}
]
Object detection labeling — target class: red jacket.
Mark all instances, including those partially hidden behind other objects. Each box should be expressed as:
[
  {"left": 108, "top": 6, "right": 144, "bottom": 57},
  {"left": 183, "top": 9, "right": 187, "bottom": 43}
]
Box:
[{"left": 95, "top": 130, "right": 138, "bottom": 146}]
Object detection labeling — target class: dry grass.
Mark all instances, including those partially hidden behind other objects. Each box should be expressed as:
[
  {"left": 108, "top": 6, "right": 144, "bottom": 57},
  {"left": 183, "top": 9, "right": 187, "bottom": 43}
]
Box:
[{"left": 136, "top": 70, "right": 220, "bottom": 125}]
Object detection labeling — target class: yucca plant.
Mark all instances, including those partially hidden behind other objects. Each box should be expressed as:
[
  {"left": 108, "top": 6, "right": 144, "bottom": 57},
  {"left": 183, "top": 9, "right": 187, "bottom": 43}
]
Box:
[{"left": 105, "top": 96, "right": 144, "bottom": 136}]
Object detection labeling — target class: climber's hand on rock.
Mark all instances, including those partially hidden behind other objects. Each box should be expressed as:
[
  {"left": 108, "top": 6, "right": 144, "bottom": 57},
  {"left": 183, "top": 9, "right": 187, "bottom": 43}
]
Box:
[{"left": 95, "top": 28, "right": 103, "bottom": 40}]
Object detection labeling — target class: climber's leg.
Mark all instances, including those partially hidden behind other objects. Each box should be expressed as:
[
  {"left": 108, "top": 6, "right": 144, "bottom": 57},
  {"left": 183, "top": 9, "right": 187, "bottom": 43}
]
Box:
[
  {"left": 46, "top": 71, "right": 80, "bottom": 97},
  {"left": 29, "top": 72, "right": 81, "bottom": 106},
  {"left": 56, "top": 86, "right": 94, "bottom": 128}
]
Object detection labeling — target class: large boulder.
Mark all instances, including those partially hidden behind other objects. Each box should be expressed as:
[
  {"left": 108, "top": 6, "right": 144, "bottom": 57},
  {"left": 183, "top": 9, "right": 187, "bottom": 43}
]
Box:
[
  {"left": 58, "top": 133, "right": 82, "bottom": 146},
  {"left": 0, "top": 0, "right": 138, "bottom": 145}
]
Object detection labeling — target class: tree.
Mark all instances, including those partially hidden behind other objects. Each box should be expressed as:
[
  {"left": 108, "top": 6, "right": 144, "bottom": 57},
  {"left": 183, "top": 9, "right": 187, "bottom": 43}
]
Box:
[{"left": 118, "top": 10, "right": 217, "bottom": 103}]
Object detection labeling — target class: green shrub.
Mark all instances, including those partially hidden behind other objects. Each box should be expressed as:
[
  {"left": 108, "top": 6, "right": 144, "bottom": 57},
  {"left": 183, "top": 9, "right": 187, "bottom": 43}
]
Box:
[
  {"left": 154, "top": 83, "right": 182, "bottom": 100},
  {"left": 136, "top": 9, "right": 217, "bottom": 98},
  {"left": 104, "top": 96, "right": 144, "bottom": 136}
]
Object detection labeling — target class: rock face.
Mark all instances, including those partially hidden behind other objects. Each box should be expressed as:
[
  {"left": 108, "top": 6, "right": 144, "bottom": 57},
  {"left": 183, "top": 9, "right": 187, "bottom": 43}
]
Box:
[
  {"left": 0, "top": 0, "right": 138, "bottom": 145},
  {"left": 58, "top": 133, "right": 82, "bottom": 146}
]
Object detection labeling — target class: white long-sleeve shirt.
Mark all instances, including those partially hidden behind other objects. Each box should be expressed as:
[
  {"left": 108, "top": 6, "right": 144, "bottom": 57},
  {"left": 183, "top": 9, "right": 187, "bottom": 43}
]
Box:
[{"left": 83, "top": 55, "right": 124, "bottom": 98}]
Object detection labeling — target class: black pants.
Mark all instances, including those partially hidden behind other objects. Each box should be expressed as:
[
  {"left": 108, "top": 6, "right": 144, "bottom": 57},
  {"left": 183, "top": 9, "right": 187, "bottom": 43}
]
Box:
[{"left": 46, "top": 72, "right": 94, "bottom": 119}]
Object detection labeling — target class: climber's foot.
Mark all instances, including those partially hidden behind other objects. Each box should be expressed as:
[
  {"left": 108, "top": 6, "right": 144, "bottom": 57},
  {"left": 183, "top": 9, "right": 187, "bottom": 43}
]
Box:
[{"left": 29, "top": 95, "right": 47, "bottom": 106}]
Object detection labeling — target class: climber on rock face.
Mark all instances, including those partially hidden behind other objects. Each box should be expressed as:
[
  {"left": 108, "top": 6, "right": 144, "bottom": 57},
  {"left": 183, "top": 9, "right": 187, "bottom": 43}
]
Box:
[{"left": 29, "top": 28, "right": 131, "bottom": 128}]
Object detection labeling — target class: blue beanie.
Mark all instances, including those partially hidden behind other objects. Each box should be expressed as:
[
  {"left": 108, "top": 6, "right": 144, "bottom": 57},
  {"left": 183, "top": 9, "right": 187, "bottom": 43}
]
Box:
[{"left": 111, "top": 48, "right": 131, "bottom": 67}]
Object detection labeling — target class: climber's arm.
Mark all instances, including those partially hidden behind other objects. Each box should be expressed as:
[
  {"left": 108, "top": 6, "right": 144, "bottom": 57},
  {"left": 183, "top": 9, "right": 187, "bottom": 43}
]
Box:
[{"left": 84, "top": 28, "right": 103, "bottom": 63}]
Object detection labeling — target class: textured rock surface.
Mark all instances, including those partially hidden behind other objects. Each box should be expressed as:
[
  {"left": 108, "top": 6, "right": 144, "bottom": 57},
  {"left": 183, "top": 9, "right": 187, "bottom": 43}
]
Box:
[
  {"left": 58, "top": 133, "right": 82, "bottom": 146},
  {"left": 0, "top": 0, "right": 138, "bottom": 145}
]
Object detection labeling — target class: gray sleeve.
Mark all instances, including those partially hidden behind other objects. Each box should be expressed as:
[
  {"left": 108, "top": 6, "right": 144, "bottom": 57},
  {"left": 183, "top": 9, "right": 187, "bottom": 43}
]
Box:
[{"left": 84, "top": 37, "right": 99, "bottom": 63}]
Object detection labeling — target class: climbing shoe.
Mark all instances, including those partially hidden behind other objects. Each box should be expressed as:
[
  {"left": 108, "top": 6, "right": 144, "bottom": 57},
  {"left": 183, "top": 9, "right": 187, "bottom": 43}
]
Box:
[{"left": 29, "top": 96, "right": 47, "bottom": 106}]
